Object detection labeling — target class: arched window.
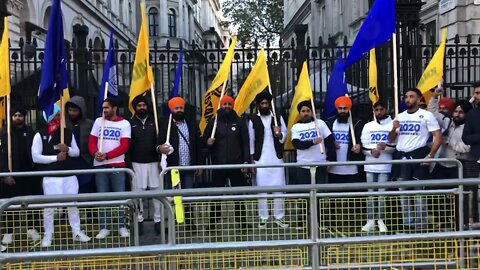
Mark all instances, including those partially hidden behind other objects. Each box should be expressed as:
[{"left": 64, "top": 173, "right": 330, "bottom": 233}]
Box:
[
  {"left": 43, "top": 7, "right": 51, "bottom": 29},
  {"left": 148, "top": 7, "right": 159, "bottom": 36},
  {"left": 168, "top": 9, "right": 176, "bottom": 37}
]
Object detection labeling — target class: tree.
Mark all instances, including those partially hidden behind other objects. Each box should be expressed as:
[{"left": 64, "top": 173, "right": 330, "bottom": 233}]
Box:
[{"left": 222, "top": 0, "right": 283, "bottom": 45}]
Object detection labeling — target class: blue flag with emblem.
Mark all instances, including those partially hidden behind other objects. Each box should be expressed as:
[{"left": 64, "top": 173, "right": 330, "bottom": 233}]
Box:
[
  {"left": 344, "top": 0, "right": 395, "bottom": 67},
  {"left": 38, "top": 0, "right": 68, "bottom": 118},
  {"left": 99, "top": 29, "right": 118, "bottom": 111}
]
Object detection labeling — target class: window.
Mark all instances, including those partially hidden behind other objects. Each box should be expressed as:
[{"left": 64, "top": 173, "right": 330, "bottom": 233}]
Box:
[
  {"left": 168, "top": 9, "right": 176, "bottom": 37},
  {"left": 425, "top": 20, "right": 437, "bottom": 44},
  {"left": 148, "top": 7, "right": 159, "bottom": 36}
]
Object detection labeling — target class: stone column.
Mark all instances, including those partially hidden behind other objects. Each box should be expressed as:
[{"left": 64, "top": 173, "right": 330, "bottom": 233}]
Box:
[
  {"left": 159, "top": 0, "right": 168, "bottom": 37},
  {"left": 178, "top": 0, "right": 184, "bottom": 39}
]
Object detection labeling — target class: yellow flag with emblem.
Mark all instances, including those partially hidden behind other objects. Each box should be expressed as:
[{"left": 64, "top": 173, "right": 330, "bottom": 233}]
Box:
[
  {"left": 417, "top": 28, "right": 447, "bottom": 104},
  {"left": 128, "top": 2, "right": 154, "bottom": 114},
  {"left": 0, "top": 17, "right": 11, "bottom": 97},
  {"left": 199, "top": 36, "right": 237, "bottom": 134},
  {"left": 285, "top": 62, "right": 313, "bottom": 150},
  {"left": 234, "top": 48, "right": 270, "bottom": 116},
  {"left": 369, "top": 48, "right": 379, "bottom": 104}
]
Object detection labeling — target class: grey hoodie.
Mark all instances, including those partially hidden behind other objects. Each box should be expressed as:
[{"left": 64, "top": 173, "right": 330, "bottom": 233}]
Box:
[{"left": 65, "top": 96, "right": 94, "bottom": 166}]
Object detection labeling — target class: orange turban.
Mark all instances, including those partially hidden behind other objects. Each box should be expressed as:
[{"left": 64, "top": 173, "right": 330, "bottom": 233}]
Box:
[
  {"left": 334, "top": 96, "right": 352, "bottom": 110},
  {"left": 220, "top": 96, "right": 235, "bottom": 106},
  {"left": 168, "top": 97, "right": 185, "bottom": 111},
  {"left": 439, "top": 97, "right": 455, "bottom": 113}
]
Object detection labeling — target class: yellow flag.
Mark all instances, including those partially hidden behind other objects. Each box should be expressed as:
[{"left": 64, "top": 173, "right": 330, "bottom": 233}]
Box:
[
  {"left": 207, "top": 36, "right": 237, "bottom": 93},
  {"left": 0, "top": 17, "right": 11, "bottom": 97},
  {"left": 285, "top": 62, "right": 313, "bottom": 150},
  {"left": 0, "top": 97, "right": 5, "bottom": 130},
  {"left": 199, "top": 37, "right": 237, "bottom": 134},
  {"left": 369, "top": 48, "right": 379, "bottom": 105},
  {"left": 234, "top": 48, "right": 270, "bottom": 116},
  {"left": 199, "top": 86, "right": 223, "bottom": 135},
  {"left": 128, "top": 2, "right": 154, "bottom": 114},
  {"left": 417, "top": 28, "right": 447, "bottom": 104}
]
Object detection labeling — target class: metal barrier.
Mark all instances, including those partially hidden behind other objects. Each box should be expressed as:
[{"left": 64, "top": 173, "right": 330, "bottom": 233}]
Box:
[{"left": 1, "top": 159, "right": 478, "bottom": 269}]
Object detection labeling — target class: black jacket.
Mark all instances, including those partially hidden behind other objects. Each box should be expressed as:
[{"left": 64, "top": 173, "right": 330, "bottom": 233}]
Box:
[
  {"left": 158, "top": 118, "right": 203, "bottom": 166},
  {"left": 325, "top": 115, "right": 365, "bottom": 162},
  {"left": 0, "top": 125, "right": 35, "bottom": 173},
  {"left": 204, "top": 109, "right": 250, "bottom": 164},
  {"left": 462, "top": 107, "right": 480, "bottom": 159},
  {"left": 129, "top": 114, "right": 159, "bottom": 163},
  {"left": 65, "top": 96, "right": 94, "bottom": 166}
]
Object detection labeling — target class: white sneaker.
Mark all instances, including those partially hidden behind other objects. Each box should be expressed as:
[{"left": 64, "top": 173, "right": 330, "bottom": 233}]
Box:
[
  {"left": 119, "top": 227, "right": 129, "bottom": 238},
  {"left": 0, "top": 245, "right": 6, "bottom": 252},
  {"left": 95, "top": 229, "right": 110, "bottom": 240},
  {"left": 274, "top": 218, "right": 289, "bottom": 228},
  {"left": 362, "top": 220, "right": 376, "bottom": 232},
  {"left": 73, "top": 231, "right": 91, "bottom": 242},
  {"left": 41, "top": 233, "right": 53, "bottom": 247},
  {"left": 27, "top": 229, "right": 41, "bottom": 241},
  {"left": 2, "top": 234, "right": 13, "bottom": 245},
  {"left": 377, "top": 219, "right": 388, "bottom": 232}
]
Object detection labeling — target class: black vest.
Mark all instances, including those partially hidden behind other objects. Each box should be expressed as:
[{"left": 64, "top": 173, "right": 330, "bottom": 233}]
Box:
[
  {"left": 37, "top": 128, "right": 76, "bottom": 172},
  {"left": 251, "top": 114, "right": 284, "bottom": 161}
]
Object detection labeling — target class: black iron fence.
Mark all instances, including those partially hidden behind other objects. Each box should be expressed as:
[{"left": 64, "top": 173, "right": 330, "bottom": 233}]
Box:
[{"left": 6, "top": 32, "right": 480, "bottom": 128}]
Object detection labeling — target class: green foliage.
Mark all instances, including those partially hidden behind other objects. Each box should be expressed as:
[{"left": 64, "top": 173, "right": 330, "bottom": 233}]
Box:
[{"left": 222, "top": 0, "right": 283, "bottom": 45}]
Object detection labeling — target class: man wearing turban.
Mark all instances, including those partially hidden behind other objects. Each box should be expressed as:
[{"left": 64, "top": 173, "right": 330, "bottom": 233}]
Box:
[
  {"left": 325, "top": 96, "right": 364, "bottom": 183},
  {"left": 157, "top": 96, "right": 202, "bottom": 231},
  {"left": 204, "top": 95, "right": 251, "bottom": 229},
  {"left": 0, "top": 106, "right": 41, "bottom": 250},
  {"left": 129, "top": 95, "right": 161, "bottom": 236},
  {"left": 32, "top": 106, "right": 91, "bottom": 247}
]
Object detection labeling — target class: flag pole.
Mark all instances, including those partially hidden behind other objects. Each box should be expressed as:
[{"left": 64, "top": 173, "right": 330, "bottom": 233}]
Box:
[
  {"left": 160, "top": 113, "right": 173, "bottom": 170},
  {"left": 309, "top": 97, "right": 325, "bottom": 154},
  {"left": 150, "top": 83, "right": 160, "bottom": 134},
  {"left": 60, "top": 93, "right": 65, "bottom": 144},
  {"left": 99, "top": 82, "right": 109, "bottom": 153},
  {"left": 210, "top": 80, "right": 228, "bottom": 139},
  {"left": 345, "top": 94, "right": 357, "bottom": 146},
  {"left": 6, "top": 94, "right": 12, "bottom": 172},
  {"left": 267, "top": 84, "right": 279, "bottom": 127},
  {"left": 392, "top": 33, "right": 399, "bottom": 119}
]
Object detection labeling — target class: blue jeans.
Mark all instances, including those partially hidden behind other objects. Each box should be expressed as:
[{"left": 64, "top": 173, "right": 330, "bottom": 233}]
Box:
[
  {"left": 398, "top": 177, "right": 427, "bottom": 227},
  {"left": 95, "top": 167, "right": 126, "bottom": 230},
  {"left": 366, "top": 172, "right": 388, "bottom": 219}
]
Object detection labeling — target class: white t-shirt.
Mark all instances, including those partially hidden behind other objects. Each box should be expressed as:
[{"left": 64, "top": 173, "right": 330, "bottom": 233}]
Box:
[
  {"left": 360, "top": 116, "right": 394, "bottom": 173},
  {"left": 395, "top": 109, "right": 440, "bottom": 152},
  {"left": 328, "top": 120, "right": 358, "bottom": 175},
  {"left": 91, "top": 117, "right": 131, "bottom": 167},
  {"left": 291, "top": 119, "right": 331, "bottom": 164}
]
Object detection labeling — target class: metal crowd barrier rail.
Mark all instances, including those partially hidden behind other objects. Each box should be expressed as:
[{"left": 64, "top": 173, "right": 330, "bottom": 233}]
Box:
[{"left": 0, "top": 158, "right": 474, "bottom": 269}]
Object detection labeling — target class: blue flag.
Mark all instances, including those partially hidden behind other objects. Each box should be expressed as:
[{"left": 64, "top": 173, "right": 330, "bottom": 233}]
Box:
[
  {"left": 99, "top": 30, "right": 118, "bottom": 111},
  {"left": 344, "top": 0, "right": 395, "bottom": 67},
  {"left": 38, "top": 0, "right": 68, "bottom": 118},
  {"left": 166, "top": 51, "right": 183, "bottom": 114},
  {"left": 322, "top": 52, "right": 348, "bottom": 119}
]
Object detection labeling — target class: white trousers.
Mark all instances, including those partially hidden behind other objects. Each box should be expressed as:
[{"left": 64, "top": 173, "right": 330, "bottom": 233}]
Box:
[
  {"left": 42, "top": 176, "right": 81, "bottom": 235},
  {"left": 256, "top": 167, "right": 286, "bottom": 220},
  {"left": 132, "top": 162, "right": 161, "bottom": 223}
]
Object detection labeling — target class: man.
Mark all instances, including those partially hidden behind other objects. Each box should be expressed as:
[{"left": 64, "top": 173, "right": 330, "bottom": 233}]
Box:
[
  {"left": 158, "top": 96, "right": 202, "bottom": 231},
  {"left": 65, "top": 96, "right": 95, "bottom": 193},
  {"left": 0, "top": 106, "right": 41, "bottom": 249},
  {"left": 204, "top": 96, "right": 251, "bottom": 229},
  {"left": 32, "top": 107, "right": 91, "bottom": 247},
  {"left": 388, "top": 88, "right": 442, "bottom": 229},
  {"left": 291, "top": 100, "right": 336, "bottom": 184},
  {"left": 129, "top": 95, "right": 161, "bottom": 235},
  {"left": 88, "top": 98, "right": 131, "bottom": 239},
  {"left": 427, "top": 89, "right": 455, "bottom": 134},
  {"left": 248, "top": 92, "right": 289, "bottom": 228},
  {"left": 462, "top": 82, "right": 480, "bottom": 163},
  {"left": 360, "top": 102, "right": 395, "bottom": 232},
  {"left": 326, "top": 96, "right": 364, "bottom": 183}
]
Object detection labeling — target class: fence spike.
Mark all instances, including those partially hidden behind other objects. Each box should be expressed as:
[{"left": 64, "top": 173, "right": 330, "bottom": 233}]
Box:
[
  {"left": 318, "top": 36, "right": 323, "bottom": 47},
  {"left": 290, "top": 37, "right": 295, "bottom": 48},
  {"left": 179, "top": 40, "right": 183, "bottom": 50},
  {"left": 88, "top": 38, "right": 93, "bottom": 49},
  {"left": 306, "top": 36, "right": 311, "bottom": 47},
  {"left": 279, "top": 38, "right": 283, "bottom": 48},
  {"left": 101, "top": 38, "right": 106, "bottom": 49},
  {"left": 454, "top": 34, "right": 460, "bottom": 44},
  {"left": 114, "top": 39, "right": 119, "bottom": 49},
  {"left": 466, "top": 34, "right": 472, "bottom": 44},
  {"left": 166, "top": 40, "right": 170, "bottom": 50},
  {"left": 154, "top": 40, "right": 158, "bottom": 49},
  {"left": 266, "top": 38, "right": 270, "bottom": 48},
  {"left": 343, "top": 35, "right": 348, "bottom": 46},
  {"left": 33, "top": 37, "right": 37, "bottom": 47},
  {"left": 18, "top": 37, "right": 24, "bottom": 47}
]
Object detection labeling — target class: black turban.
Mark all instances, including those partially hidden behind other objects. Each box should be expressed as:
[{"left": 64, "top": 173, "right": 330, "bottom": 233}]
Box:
[
  {"left": 255, "top": 91, "right": 272, "bottom": 104},
  {"left": 11, "top": 105, "right": 27, "bottom": 117},
  {"left": 456, "top": 100, "right": 472, "bottom": 114},
  {"left": 296, "top": 100, "right": 312, "bottom": 113},
  {"left": 132, "top": 95, "right": 148, "bottom": 109}
]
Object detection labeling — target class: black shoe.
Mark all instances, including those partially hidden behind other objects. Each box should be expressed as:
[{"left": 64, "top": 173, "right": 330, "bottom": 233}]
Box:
[
  {"left": 154, "top": 222, "right": 161, "bottom": 236},
  {"left": 138, "top": 221, "right": 144, "bottom": 236}
]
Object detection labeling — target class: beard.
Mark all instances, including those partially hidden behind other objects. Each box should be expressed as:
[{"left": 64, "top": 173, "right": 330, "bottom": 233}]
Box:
[
  {"left": 299, "top": 116, "right": 313, "bottom": 123},
  {"left": 376, "top": 114, "right": 388, "bottom": 121},
  {"left": 259, "top": 107, "right": 270, "bottom": 115},
  {"left": 173, "top": 111, "right": 185, "bottom": 121},
  {"left": 337, "top": 112, "right": 349, "bottom": 123},
  {"left": 453, "top": 117, "right": 465, "bottom": 126},
  {"left": 136, "top": 110, "right": 147, "bottom": 118}
]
